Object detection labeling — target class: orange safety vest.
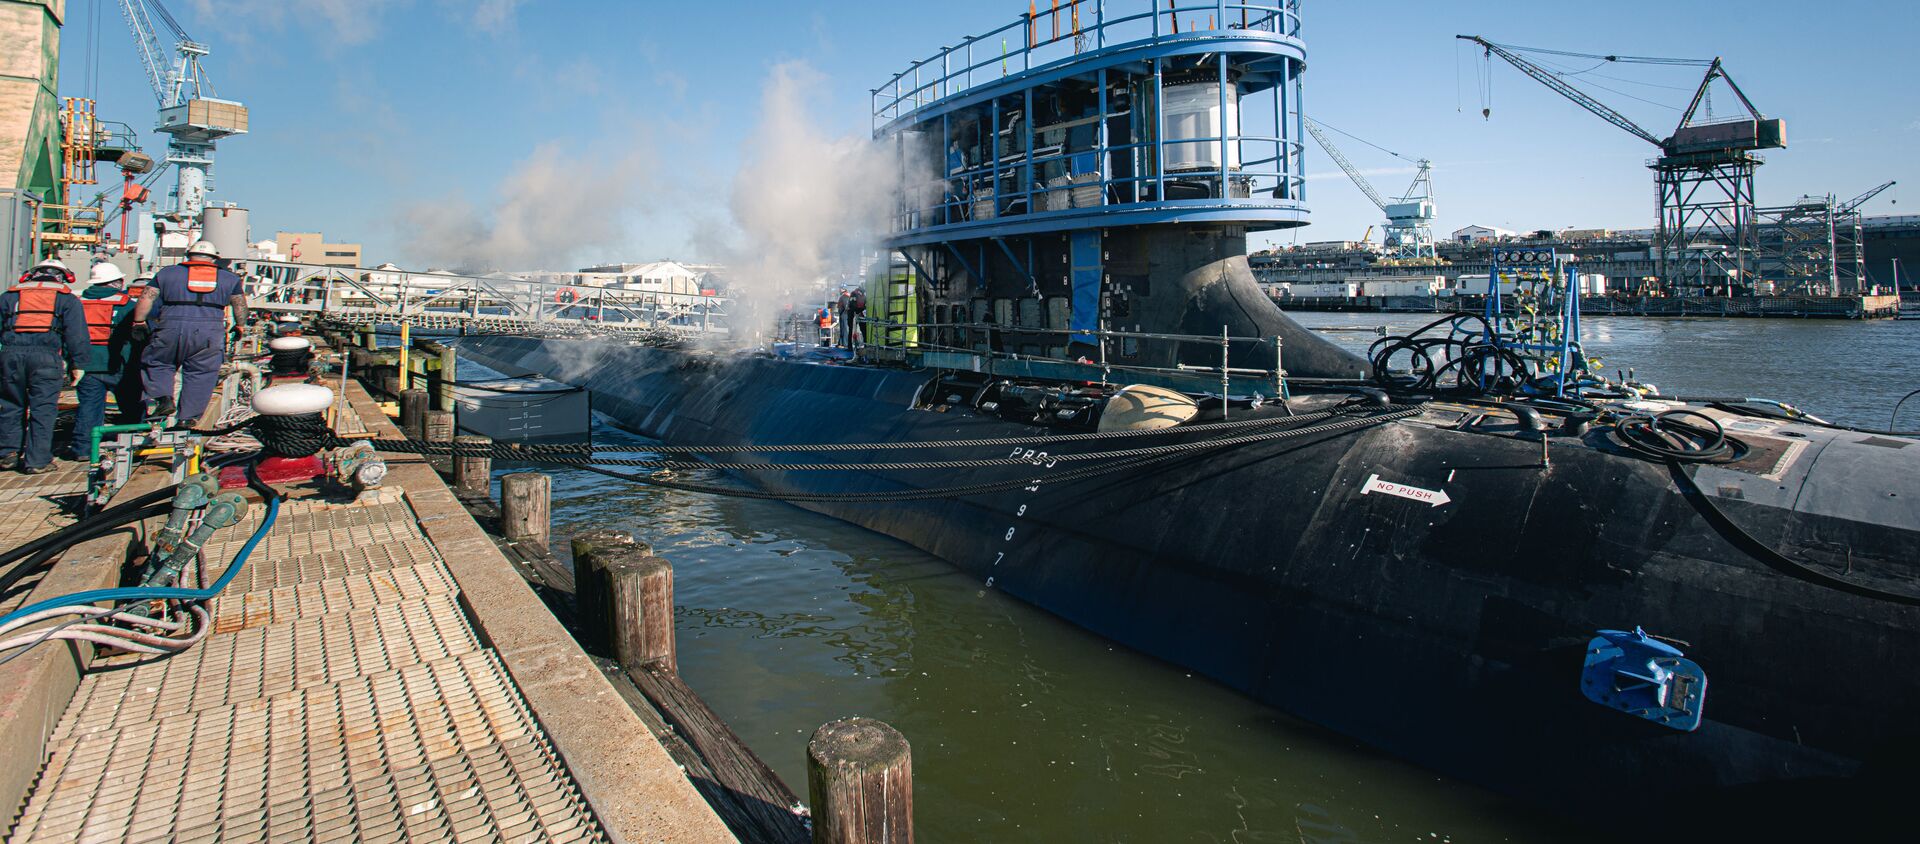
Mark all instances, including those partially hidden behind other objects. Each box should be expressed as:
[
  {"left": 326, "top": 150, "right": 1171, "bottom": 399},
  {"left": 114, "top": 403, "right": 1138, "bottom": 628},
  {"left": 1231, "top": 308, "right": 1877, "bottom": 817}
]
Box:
[
  {"left": 182, "top": 259, "right": 221, "bottom": 293},
  {"left": 10, "top": 281, "right": 71, "bottom": 334},
  {"left": 81, "top": 291, "right": 131, "bottom": 344}
]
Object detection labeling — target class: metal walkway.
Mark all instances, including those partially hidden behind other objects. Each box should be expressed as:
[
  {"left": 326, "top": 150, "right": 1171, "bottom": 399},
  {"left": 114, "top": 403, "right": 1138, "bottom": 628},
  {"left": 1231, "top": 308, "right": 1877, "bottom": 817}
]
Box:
[
  {"left": 241, "top": 259, "right": 731, "bottom": 340},
  {"left": 8, "top": 490, "right": 607, "bottom": 843}
]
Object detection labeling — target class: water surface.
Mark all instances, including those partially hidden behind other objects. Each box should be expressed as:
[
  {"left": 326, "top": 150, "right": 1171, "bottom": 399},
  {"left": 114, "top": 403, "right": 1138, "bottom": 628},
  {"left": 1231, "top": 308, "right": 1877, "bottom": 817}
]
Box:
[{"left": 513, "top": 316, "right": 1917, "bottom": 842}]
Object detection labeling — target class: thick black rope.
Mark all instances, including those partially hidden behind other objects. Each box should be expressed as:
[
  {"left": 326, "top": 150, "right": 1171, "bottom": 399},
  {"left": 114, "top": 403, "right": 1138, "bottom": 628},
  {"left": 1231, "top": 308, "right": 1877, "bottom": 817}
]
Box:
[
  {"left": 339, "top": 407, "right": 1424, "bottom": 473},
  {"left": 574, "top": 412, "right": 1404, "bottom": 502},
  {"left": 342, "top": 407, "right": 1373, "bottom": 459}
]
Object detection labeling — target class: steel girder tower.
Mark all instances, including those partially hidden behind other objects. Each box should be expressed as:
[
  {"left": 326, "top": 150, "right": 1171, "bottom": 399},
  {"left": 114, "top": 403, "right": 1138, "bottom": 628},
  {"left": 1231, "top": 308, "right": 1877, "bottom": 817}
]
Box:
[
  {"left": 1461, "top": 36, "right": 1784, "bottom": 295},
  {"left": 1754, "top": 181, "right": 1893, "bottom": 295}
]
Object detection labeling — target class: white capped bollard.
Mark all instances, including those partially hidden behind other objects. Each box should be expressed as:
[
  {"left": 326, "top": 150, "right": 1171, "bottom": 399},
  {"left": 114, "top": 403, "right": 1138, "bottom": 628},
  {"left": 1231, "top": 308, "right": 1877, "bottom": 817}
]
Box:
[{"left": 251, "top": 383, "right": 334, "bottom": 416}]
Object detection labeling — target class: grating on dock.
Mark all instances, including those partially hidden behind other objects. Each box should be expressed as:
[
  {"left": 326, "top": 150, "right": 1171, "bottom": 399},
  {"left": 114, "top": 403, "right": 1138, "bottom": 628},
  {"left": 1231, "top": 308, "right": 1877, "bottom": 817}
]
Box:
[{"left": 7, "top": 486, "right": 609, "bottom": 843}]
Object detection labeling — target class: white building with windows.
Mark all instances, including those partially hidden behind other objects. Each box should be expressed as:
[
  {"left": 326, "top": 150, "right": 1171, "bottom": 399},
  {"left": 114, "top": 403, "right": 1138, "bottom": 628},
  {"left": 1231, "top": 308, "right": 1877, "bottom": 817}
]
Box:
[{"left": 1451, "top": 225, "right": 1517, "bottom": 243}]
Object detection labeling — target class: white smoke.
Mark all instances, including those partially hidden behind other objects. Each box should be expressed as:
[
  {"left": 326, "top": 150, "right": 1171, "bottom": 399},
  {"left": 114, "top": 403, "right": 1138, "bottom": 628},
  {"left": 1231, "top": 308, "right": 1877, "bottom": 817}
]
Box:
[
  {"left": 707, "top": 62, "right": 920, "bottom": 316},
  {"left": 397, "top": 141, "right": 655, "bottom": 272}
]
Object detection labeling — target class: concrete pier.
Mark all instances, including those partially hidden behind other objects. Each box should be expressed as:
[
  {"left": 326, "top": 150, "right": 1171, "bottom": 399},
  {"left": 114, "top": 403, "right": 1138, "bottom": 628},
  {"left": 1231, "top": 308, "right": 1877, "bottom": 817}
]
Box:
[{"left": 1, "top": 380, "right": 734, "bottom": 842}]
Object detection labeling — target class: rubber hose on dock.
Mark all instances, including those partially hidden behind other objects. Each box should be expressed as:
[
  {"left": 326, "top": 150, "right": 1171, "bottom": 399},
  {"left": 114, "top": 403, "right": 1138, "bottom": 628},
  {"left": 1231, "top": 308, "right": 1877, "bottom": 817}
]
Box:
[
  {"left": 0, "top": 502, "right": 174, "bottom": 599},
  {"left": 0, "top": 485, "right": 178, "bottom": 569}
]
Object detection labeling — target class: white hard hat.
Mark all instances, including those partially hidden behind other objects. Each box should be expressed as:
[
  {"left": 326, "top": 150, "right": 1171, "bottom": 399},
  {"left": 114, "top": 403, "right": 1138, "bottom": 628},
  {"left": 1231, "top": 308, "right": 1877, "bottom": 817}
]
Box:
[
  {"left": 277, "top": 313, "right": 301, "bottom": 322},
  {"left": 91, "top": 263, "right": 126, "bottom": 285},
  {"left": 186, "top": 240, "right": 220, "bottom": 259},
  {"left": 33, "top": 258, "right": 68, "bottom": 272}
]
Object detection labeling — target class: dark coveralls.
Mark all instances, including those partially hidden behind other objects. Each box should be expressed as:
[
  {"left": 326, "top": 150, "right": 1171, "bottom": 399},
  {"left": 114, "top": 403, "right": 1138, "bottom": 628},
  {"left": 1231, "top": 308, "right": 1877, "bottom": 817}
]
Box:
[
  {"left": 142, "top": 262, "right": 242, "bottom": 424},
  {"left": 0, "top": 286, "right": 89, "bottom": 469},
  {"left": 63, "top": 284, "right": 140, "bottom": 459}
]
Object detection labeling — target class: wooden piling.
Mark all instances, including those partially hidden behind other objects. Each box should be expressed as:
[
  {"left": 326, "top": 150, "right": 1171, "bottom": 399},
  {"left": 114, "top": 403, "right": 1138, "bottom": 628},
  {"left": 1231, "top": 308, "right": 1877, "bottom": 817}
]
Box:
[
  {"left": 608, "top": 554, "right": 676, "bottom": 673},
  {"left": 453, "top": 434, "right": 493, "bottom": 496},
  {"left": 424, "top": 409, "right": 456, "bottom": 474},
  {"left": 500, "top": 472, "right": 551, "bottom": 548},
  {"left": 570, "top": 530, "right": 639, "bottom": 651},
  {"left": 399, "top": 389, "right": 429, "bottom": 440},
  {"left": 436, "top": 343, "right": 459, "bottom": 411},
  {"left": 806, "top": 718, "right": 913, "bottom": 844}
]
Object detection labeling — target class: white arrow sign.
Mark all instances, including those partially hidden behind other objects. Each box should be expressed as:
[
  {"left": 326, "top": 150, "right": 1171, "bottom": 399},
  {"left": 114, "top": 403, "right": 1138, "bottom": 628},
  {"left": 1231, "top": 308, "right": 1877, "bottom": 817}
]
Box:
[{"left": 1360, "top": 473, "right": 1452, "bottom": 508}]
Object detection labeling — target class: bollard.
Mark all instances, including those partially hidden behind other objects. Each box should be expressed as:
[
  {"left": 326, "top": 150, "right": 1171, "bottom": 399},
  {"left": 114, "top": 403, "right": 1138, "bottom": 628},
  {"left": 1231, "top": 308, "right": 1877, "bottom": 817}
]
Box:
[
  {"left": 500, "top": 472, "right": 551, "bottom": 548},
  {"left": 453, "top": 434, "right": 493, "bottom": 496},
  {"left": 399, "top": 389, "right": 429, "bottom": 441},
  {"left": 424, "top": 409, "right": 456, "bottom": 474},
  {"left": 807, "top": 717, "right": 913, "bottom": 844}
]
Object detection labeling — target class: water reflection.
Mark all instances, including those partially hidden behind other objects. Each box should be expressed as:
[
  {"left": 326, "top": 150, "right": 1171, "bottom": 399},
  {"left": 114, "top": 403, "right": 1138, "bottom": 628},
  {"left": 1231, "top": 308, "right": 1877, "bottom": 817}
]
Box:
[{"left": 540, "top": 422, "right": 1591, "bottom": 842}]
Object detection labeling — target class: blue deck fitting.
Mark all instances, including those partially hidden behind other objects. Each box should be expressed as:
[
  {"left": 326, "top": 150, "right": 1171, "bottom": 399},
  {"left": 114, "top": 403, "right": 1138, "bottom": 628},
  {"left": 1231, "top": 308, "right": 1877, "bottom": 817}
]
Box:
[{"left": 1580, "top": 627, "right": 1708, "bottom": 732}]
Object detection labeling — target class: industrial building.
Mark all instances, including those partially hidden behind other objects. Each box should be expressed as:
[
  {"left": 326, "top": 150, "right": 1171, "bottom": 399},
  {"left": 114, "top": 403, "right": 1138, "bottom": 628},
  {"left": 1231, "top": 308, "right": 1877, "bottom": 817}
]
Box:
[{"left": 275, "top": 231, "right": 363, "bottom": 268}]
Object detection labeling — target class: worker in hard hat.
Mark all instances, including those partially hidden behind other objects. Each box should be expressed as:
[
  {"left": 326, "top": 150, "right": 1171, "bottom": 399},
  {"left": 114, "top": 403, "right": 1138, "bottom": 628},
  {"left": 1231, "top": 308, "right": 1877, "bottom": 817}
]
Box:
[
  {"left": 0, "top": 260, "right": 90, "bottom": 473},
  {"left": 133, "top": 241, "right": 249, "bottom": 427},
  {"left": 59, "top": 263, "right": 142, "bottom": 460}
]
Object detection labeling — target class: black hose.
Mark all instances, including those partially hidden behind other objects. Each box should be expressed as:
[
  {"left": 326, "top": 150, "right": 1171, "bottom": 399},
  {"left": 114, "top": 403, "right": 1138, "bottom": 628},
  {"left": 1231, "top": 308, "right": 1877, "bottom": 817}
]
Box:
[
  {"left": 0, "top": 485, "right": 177, "bottom": 570},
  {"left": 1702, "top": 400, "right": 1920, "bottom": 438},
  {"left": 1368, "top": 313, "right": 1531, "bottom": 396},
  {"left": 1615, "top": 409, "right": 1741, "bottom": 464},
  {"left": 0, "top": 501, "right": 174, "bottom": 600}
]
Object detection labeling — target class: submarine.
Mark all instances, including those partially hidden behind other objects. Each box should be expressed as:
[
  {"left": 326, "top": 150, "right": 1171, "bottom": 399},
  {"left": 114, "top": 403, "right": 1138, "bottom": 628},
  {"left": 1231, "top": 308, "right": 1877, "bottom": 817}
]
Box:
[{"left": 457, "top": 3, "right": 1920, "bottom": 830}]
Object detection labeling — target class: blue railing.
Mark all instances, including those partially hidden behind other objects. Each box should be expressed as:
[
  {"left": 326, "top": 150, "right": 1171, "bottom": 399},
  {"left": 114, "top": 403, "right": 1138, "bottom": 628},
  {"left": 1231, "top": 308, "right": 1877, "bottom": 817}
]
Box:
[{"left": 872, "top": 1, "right": 1303, "bottom": 129}]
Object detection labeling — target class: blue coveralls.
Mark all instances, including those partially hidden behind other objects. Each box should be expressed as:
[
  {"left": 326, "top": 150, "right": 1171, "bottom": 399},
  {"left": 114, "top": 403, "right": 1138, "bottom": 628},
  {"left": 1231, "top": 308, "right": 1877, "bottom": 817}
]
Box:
[
  {"left": 63, "top": 284, "right": 140, "bottom": 459},
  {"left": 142, "top": 263, "right": 242, "bottom": 425},
  {"left": 0, "top": 287, "right": 90, "bottom": 469}
]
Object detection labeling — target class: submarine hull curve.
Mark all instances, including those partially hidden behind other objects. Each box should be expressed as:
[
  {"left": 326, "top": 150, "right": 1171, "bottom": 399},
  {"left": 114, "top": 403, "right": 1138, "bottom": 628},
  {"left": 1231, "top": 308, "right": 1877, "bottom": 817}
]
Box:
[{"left": 459, "top": 334, "right": 1920, "bottom": 825}]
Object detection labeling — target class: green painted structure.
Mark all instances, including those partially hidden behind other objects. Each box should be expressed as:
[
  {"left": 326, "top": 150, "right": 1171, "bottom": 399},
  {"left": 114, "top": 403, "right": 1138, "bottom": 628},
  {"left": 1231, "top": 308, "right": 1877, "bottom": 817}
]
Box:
[{"left": 0, "top": 0, "right": 64, "bottom": 219}]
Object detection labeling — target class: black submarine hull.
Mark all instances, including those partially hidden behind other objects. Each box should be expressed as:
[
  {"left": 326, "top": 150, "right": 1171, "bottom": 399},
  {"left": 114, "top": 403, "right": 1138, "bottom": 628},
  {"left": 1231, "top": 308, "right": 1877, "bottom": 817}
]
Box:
[{"left": 458, "top": 333, "right": 1920, "bottom": 828}]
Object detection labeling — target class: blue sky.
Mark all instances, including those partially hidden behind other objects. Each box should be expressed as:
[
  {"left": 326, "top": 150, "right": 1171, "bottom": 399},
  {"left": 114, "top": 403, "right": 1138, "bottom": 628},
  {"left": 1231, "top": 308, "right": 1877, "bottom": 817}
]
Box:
[{"left": 58, "top": 1, "right": 1916, "bottom": 268}]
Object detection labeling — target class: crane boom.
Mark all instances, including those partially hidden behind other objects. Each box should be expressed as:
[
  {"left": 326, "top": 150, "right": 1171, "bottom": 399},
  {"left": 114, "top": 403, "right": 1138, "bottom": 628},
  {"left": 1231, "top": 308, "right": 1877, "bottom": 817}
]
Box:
[
  {"left": 1304, "top": 119, "right": 1387, "bottom": 211},
  {"left": 1840, "top": 180, "right": 1896, "bottom": 214},
  {"left": 1457, "top": 35, "right": 1664, "bottom": 148},
  {"left": 117, "top": 0, "right": 170, "bottom": 105}
]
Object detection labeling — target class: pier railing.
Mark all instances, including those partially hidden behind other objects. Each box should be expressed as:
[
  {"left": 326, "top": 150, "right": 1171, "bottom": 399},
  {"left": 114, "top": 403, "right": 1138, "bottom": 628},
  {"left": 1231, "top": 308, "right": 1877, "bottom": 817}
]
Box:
[
  {"left": 239, "top": 259, "right": 733, "bottom": 336},
  {"left": 873, "top": 1, "right": 1303, "bottom": 128}
]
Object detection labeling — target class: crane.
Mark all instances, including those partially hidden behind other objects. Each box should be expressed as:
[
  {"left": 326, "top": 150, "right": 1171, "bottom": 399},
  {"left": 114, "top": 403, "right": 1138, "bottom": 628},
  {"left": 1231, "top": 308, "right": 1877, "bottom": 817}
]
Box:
[
  {"left": 115, "top": 0, "right": 247, "bottom": 224},
  {"left": 1458, "top": 35, "right": 1783, "bottom": 293},
  {"left": 1303, "top": 118, "right": 1437, "bottom": 261},
  {"left": 1839, "top": 180, "right": 1895, "bottom": 214}
]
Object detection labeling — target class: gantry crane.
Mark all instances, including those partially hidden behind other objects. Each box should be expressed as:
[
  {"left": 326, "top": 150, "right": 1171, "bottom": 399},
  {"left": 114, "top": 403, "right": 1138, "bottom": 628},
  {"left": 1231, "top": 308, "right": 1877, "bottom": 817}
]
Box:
[
  {"left": 116, "top": 0, "right": 247, "bottom": 224},
  {"left": 1303, "top": 118, "right": 1437, "bottom": 261},
  {"left": 1460, "top": 35, "right": 1784, "bottom": 294}
]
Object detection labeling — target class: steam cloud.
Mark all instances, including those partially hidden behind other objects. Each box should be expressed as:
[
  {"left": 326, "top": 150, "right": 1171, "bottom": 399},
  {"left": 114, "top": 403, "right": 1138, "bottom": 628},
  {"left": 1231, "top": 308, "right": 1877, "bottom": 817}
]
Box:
[
  {"left": 397, "top": 142, "right": 654, "bottom": 273},
  {"left": 399, "top": 60, "right": 920, "bottom": 336},
  {"left": 718, "top": 62, "right": 901, "bottom": 299}
]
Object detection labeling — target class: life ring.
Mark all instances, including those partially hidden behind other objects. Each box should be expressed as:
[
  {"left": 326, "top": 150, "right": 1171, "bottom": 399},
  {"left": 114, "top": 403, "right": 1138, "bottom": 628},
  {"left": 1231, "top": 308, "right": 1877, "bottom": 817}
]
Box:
[{"left": 555, "top": 286, "right": 579, "bottom": 304}]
